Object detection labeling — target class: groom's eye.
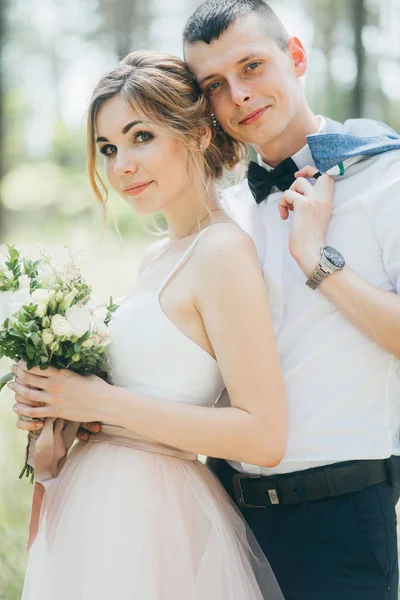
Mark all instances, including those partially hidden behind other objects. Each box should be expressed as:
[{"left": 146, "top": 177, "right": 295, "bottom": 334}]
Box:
[{"left": 246, "top": 62, "right": 261, "bottom": 72}]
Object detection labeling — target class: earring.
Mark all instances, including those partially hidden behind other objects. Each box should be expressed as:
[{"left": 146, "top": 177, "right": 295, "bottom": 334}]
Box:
[
  {"left": 199, "top": 143, "right": 204, "bottom": 150},
  {"left": 211, "top": 113, "right": 223, "bottom": 132}
]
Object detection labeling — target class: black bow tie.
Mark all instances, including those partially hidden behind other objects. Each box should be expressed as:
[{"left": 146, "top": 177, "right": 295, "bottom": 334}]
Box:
[{"left": 247, "top": 157, "right": 298, "bottom": 204}]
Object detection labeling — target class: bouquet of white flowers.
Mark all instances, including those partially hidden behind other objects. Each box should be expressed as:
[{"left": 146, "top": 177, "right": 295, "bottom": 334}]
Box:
[{"left": 0, "top": 244, "right": 118, "bottom": 482}]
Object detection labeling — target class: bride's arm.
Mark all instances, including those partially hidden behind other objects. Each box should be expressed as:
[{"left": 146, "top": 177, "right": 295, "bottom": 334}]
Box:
[{"left": 11, "top": 227, "right": 288, "bottom": 467}]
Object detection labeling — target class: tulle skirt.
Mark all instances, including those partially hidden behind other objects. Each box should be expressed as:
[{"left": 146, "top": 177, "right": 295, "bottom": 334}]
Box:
[{"left": 22, "top": 440, "right": 283, "bottom": 599}]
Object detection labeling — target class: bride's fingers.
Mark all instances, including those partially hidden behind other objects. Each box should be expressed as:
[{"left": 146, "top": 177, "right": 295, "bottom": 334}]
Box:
[
  {"left": 76, "top": 422, "right": 102, "bottom": 442},
  {"left": 17, "top": 360, "right": 52, "bottom": 377},
  {"left": 13, "top": 400, "right": 51, "bottom": 419},
  {"left": 80, "top": 422, "right": 102, "bottom": 434},
  {"left": 14, "top": 392, "right": 44, "bottom": 407},
  {"left": 76, "top": 427, "right": 91, "bottom": 442},
  {"left": 16, "top": 417, "right": 44, "bottom": 431},
  {"left": 12, "top": 365, "right": 51, "bottom": 391}
]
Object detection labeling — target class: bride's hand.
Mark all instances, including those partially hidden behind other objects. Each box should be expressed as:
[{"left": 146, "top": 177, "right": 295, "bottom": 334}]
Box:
[
  {"left": 13, "top": 385, "right": 102, "bottom": 437},
  {"left": 9, "top": 361, "right": 110, "bottom": 423},
  {"left": 14, "top": 408, "right": 101, "bottom": 439},
  {"left": 11, "top": 375, "right": 45, "bottom": 432},
  {"left": 278, "top": 166, "right": 335, "bottom": 277}
]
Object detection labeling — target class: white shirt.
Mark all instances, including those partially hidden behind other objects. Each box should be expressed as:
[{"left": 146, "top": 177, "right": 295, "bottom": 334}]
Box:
[{"left": 223, "top": 142, "right": 400, "bottom": 475}]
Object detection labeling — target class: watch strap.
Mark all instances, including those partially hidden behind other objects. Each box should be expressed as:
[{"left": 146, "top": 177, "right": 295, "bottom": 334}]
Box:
[{"left": 306, "top": 262, "right": 334, "bottom": 290}]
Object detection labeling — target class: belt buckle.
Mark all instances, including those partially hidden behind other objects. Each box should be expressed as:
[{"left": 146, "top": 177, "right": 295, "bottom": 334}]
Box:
[{"left": 233, "top": 473, "right": 280, "bottom": 508}]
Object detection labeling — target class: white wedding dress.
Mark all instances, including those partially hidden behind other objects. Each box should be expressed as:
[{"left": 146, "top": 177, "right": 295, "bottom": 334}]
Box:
[{"left": 22, "top": 227, "right": 283, "bottom": 600}]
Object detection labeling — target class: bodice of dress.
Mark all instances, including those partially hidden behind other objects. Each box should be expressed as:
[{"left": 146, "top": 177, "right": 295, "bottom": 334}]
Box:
[{"left": 101, "top": 226, "right": 226, "bottom": 455}]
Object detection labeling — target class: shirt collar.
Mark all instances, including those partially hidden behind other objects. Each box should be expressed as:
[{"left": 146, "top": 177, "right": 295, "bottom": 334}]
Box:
[{"left": 257, "top": 116, "right": 325, "bottom": 172}]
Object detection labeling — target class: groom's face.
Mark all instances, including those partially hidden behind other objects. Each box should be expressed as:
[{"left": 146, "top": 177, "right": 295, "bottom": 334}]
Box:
[{"left": 185, "top": 14, "right": 307, "bottom": 148}]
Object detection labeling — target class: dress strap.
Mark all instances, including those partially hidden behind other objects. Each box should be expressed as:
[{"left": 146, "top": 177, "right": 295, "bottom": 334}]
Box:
[{"left": 157, "top": 224, "right": 221, "bottom": 295}]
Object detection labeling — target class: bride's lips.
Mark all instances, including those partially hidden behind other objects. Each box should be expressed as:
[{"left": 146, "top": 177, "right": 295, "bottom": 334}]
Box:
[
  {"left": 124, "top": 181, "right": 153, "bottom": 196},
  {"left": 239, "top": 107, "right": 268, "bottom": 126}
]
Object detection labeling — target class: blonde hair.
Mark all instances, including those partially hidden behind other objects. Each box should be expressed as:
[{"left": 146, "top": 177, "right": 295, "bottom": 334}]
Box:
[{"left": 87, "top": 50, "right": 247, "bottom": 222}]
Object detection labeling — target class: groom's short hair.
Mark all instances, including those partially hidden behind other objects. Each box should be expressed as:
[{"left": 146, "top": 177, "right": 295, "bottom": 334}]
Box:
[{"left": 183, "top": 0, "right": 289, "bottom": 51}]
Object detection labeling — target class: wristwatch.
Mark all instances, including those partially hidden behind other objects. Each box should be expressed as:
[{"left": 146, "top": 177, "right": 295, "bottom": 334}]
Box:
[{"left": 305, "top": 246, "right": 345, "bottom": 290}]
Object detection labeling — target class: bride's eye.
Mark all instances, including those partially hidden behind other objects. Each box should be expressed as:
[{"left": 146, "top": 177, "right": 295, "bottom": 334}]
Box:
[
  {"left": 135, "top": 131, "right": 154, "bottom": 143},
  {"left": 100, "top": 144, "right": 117, "bottom": 157}
]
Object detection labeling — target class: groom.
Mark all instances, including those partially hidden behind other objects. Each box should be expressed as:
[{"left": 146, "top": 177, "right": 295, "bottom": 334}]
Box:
[{"left": 182, "top": 1, "right": 400, "bottom": 599}]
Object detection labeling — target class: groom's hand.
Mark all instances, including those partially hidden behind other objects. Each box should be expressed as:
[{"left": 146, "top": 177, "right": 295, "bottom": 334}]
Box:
[{"left": 278, "top": 166, "right": 334, "bottom": 276}]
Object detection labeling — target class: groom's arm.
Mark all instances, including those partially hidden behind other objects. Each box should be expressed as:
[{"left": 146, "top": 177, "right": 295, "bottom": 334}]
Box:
[
  {"left": 290, "top": 165, "right": 400, "bottom": 359},
  {"left": 317, "top": 268, "right": 400, "bottom": 359}
]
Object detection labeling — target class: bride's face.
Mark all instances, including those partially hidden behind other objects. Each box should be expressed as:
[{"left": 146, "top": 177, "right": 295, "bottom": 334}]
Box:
[{"left": 96, "top": 95, "right": 194, "bottom": 215}]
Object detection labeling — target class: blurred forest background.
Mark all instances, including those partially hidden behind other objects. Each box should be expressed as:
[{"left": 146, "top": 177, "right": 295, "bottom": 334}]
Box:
[{"left": 1, "top": 0, "right": 400, "bottom": 598}]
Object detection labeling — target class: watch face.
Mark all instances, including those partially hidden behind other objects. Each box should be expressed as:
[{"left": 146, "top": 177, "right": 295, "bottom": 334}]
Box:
[{"left": 323, "top": 246, "right": 345, "bottom": 268}]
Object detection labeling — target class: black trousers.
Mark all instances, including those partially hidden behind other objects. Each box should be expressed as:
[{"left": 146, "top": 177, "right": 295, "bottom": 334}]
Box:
[{"left": 208, "top": 458, "right": 399, "bottom": 600}]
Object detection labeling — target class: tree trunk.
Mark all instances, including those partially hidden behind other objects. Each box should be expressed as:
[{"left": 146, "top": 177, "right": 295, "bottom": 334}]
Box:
[
  {"left": 0, "top": 0, "right": 6, "bottom": 239},
  {"left": 352, "top": 0, "right": 367, "bottom": 117}
]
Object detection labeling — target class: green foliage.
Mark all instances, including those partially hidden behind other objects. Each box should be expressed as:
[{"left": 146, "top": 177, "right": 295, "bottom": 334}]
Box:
[
  {"left": 0, "top": 372, "right": 31, "bottom": 599},
  {"left": 0, "top": 162, "right": 92, "bottom": 213}
]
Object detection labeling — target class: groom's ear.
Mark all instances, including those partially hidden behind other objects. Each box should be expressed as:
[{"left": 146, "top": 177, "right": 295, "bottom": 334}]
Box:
[{"left": 286, "top": 37, "right": 308, "bottom": 78}]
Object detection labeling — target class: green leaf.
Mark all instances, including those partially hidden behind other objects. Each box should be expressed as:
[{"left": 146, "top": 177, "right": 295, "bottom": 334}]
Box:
[
  {"left": 26, "top": 346, "right": 35, "bottom": 360},
  {"left": 0, "top": 372, "right": 14, "bottom": 392},
  {"left": 19, "top": 463, "right": 34, "bottom": 484},
  {"left": 30, "top": 333, "right": 41, "bottom": 346}
]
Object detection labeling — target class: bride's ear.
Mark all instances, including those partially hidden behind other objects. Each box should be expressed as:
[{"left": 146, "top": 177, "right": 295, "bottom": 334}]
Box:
[{"left": 197, "top": 126, "right": 212, "bottom": 151}]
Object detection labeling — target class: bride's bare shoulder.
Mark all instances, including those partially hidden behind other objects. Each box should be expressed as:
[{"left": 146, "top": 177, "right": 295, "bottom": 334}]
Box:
[
  {"left": 196, "top": 222, "right": 258, "bottom": 260},
  {"left": 193, "top": 222, "right": 259, "bottom": 276},
  {"left": 138, "top": 237, "right": 170, "bottom": 275}
]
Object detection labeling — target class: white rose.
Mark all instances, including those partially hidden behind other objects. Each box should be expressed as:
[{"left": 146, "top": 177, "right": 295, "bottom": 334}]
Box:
[
  {"left": 51, "top": 314, "right": 73, "bottom": 338},
  {"left": 37, "top": 263, "right": 56, "bottom": 286},
  {"left": 19, "top": 274, "right": 31, "bottom": 290},
  {"left": 0, "top": 289, "right": 31, "bottom": 325},
  {"left": 31, "top": 288, "right": 51, "bottom": 304},
  {"left": 65, "top": 304, "right": 91, "bottom": 338},
  {"left": 42, "top": 329, "right": 55, "bottom": 345},
  {"left": 86, "top": 298, "right": 108, "bottom": 327}
]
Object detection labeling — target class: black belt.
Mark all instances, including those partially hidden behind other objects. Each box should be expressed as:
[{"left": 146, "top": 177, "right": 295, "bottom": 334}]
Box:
[{"left": 232, "top": 459, "right": 390, "bottom": 508}]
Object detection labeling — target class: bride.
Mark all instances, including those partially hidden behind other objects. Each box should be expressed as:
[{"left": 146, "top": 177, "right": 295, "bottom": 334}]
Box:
[{"left": 12, "top": 50, "right": 288, "bottom": 599}]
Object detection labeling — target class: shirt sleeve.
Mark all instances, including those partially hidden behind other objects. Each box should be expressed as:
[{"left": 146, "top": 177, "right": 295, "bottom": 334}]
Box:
[{"left": 370, "top": 151, "right": 400, "bottom": 294}]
